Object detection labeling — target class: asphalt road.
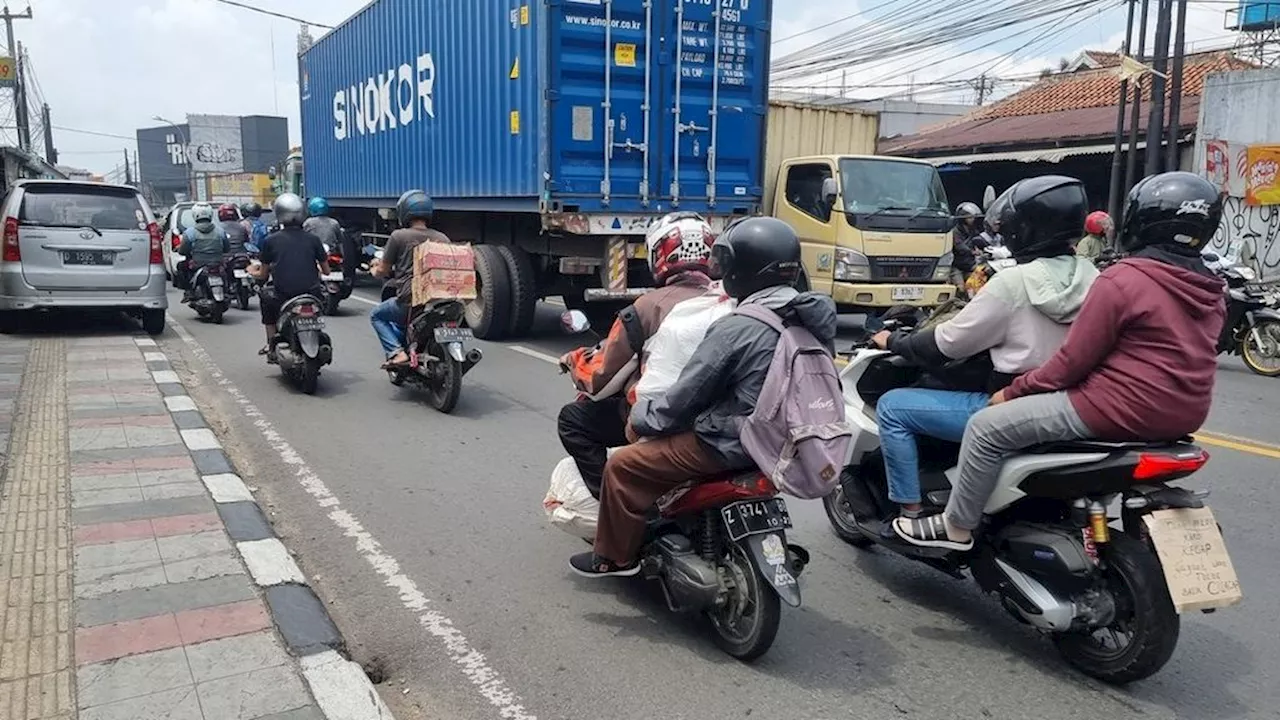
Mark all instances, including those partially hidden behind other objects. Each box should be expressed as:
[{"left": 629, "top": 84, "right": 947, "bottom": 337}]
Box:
[{"left": 153, "top": 284, "right": 1279, "bottom": 720}]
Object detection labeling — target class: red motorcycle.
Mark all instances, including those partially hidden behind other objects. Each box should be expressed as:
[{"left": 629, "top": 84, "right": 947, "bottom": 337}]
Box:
[{"left": 558, "top": 310, "right": 808, "bottom": 661}]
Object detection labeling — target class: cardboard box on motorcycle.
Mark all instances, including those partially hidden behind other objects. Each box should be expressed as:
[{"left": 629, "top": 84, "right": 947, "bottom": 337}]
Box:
[{"left": 411, "top": 241, "right": 477, "bottom": 306}]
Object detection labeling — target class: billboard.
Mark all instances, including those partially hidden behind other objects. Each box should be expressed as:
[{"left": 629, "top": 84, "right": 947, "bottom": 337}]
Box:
[
  {"left": 0, "top": 56, "right": 15, "bottom": 88},
  {"left": 188, "top": 114, "right": 244, "bottom": 174}
]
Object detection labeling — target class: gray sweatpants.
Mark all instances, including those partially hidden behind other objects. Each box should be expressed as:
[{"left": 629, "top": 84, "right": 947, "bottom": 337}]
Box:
[{"left": 945, "top": 391, "right": 1093, "bottom": 530}]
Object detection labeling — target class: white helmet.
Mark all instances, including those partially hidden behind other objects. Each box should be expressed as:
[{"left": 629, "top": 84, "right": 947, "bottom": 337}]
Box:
[
  {"left": 191, "top": 203, "right": 214, "bottom": 225},
  {"left": 645, "top": 212, "right": 714, "bottom": 285}
]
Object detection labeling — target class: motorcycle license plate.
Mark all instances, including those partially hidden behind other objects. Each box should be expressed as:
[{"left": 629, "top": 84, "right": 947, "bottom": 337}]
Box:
[
  {"left": 293, "top": 317, "right": 324, "bottom": 331},
  {"left": 891, "top": 286, "right": 925, "bottom": 301},
  {"left": 233, "top": 269, "right": 249, "bottom": 279},
  {"left": 207, "top": 276, "right": 224, "bottom": 287},
  {"left": 433, "top": 326, "right": 473, "bottom": 343},
  {"left": 721, "top": 498, "right": 792, "bottom": 542},
  {"left": 322, "top": 271, "right": 345, "bottom": 282},
  {"left": 1142, "top": 506, "right": 1242, "bottom": 613}
]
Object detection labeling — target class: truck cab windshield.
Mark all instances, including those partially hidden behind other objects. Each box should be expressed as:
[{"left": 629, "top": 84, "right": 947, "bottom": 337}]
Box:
[{"left": 840, "top": 158, "right": 950, "bottom": 232}]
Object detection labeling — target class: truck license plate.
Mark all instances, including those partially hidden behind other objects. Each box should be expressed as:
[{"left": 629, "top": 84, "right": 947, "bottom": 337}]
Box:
[{"left": 891, "top": 286, "right": 925, "bottom": 301}]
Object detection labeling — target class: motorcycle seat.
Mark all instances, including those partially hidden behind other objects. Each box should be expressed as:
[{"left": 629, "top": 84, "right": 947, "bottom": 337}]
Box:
[{"left": 1024, "top": 436, "right": 1195, "bottom": 454}]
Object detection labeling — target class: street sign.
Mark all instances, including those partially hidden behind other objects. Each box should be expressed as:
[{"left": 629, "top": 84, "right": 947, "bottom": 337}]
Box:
[{"left": 0, "top": 57, "right": 16, "bottom": 88}]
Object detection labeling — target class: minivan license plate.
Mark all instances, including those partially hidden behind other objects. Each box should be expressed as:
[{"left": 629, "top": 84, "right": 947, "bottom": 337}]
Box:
[
  {"left": 891, "top": 286, "right": 925, "bottom": 301},
  {"left": 721, "top": 498, "right": 792, "bottom": 542},
  {"left": 63, "top": 251, "right": 113, "bottom": 266}
]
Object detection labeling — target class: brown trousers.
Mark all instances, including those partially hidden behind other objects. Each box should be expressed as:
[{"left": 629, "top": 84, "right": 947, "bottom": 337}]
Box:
[{"left": 594, "top": 432, "right": 728, "bottom": 564}]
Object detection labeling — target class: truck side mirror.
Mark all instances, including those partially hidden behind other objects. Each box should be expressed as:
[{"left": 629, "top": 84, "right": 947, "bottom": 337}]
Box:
[
  {"left": 982, "top": 185, "right": 996, "bottom": 211},
  {"left": 268, "top": 166, "right": 278, "bottom": 180},
  {"left": 821, "top": 177, "right": 839, "bottom": 217}
]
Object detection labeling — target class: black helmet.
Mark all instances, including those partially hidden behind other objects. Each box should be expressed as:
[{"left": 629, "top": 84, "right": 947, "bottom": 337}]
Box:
[
  {"left": 712, "top": 217, "right": 801, "bottom": 300},
  {"left": 1120, "top": 171, "right": 1223, "bottom": 256},
  {"left": 956, "top": 202, "right": 982, "bottom": 220},
  {"left": 396, "top": 189, "right": 434, "bottom": 228},
  {"left": 986, "top": 175, "right": 1087, "bottom": 262},
  {"left": 244, "top": 202, "right": 263, "bottom": 218}
]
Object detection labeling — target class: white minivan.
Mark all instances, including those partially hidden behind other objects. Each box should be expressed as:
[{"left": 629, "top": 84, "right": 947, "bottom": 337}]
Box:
[{"left": 0, "top": 180, "right": 168, "bottom": 334}]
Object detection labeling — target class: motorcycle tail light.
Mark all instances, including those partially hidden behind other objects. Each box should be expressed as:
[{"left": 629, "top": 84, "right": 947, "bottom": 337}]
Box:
[
  {"left": 296, "top": 305, "right": 316, "bottom": 317},
  {"left": 1133, "top": 450, "right": 1209, "bottom": 480}
]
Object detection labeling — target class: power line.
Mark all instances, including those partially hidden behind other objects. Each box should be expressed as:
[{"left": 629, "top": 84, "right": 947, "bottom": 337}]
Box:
[{"left": 208, "top": 0, "right": 334, "bottom": 29}]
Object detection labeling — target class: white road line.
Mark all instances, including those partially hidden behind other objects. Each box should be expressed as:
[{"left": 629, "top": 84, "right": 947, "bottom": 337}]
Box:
[
  {"left": 346, "top": 293, "right": 377, "bottom": 307},
  {"left": 506, "top": 345, "right": 561, "bottom": 365},
  {"left": 167, "top": 318, "right": 537, "bottom": 720}
]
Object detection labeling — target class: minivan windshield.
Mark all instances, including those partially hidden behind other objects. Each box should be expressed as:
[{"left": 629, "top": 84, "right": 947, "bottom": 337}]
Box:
[
  {"left": 839, "top": 158, "right": 950, "bottom": 231},
  {"left": 19, "top": 186, "right": 147, "bottom": 232}
]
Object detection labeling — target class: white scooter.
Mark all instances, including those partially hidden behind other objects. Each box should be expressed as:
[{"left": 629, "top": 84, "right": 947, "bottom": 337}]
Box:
[{"left": 823, "top": 328, "right": 1226, "bottom": 683}]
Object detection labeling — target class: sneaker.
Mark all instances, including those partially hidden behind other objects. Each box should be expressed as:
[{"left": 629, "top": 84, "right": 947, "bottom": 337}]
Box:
[
  {"left": 569, "top": 552, "right": 640, "bottom": 578},
  {"left": 892, "top": 514, "right": 974, "bottom": 552}
]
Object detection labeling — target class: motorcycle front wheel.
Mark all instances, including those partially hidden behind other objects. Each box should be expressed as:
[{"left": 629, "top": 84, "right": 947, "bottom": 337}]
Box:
[
  {"left": 822, "top": 483, "right": 875, "bottom": 549},
  {"left": 1240, "top": 319, "right": 1280, "bottom": 377},
  {"left": 1051, "top": 533, "right": 1179, "bottom": 684},
  {"left": 707, "top": 542, "right": 781, "bottom": 662}
]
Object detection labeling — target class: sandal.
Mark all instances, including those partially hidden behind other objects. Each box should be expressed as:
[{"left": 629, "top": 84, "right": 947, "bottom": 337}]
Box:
[{"left": 892, "top": 514, "right": 974, "bottom": 551}]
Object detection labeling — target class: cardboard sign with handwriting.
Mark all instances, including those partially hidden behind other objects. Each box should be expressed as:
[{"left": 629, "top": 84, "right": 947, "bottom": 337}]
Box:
[
  {"left": 411, "top": 241, "right": 477, "bottom": 307},
  {"left": 1142, "top": 507, "right": 1242, "bottom": 613}
]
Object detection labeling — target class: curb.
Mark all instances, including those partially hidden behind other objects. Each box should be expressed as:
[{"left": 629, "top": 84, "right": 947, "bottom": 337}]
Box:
[{"left": 135, "top": 336, "right": 394, "bottom": 720}]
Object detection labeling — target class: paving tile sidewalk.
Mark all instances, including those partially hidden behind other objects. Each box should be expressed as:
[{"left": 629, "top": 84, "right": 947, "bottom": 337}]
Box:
[{"left": 0, "top": 335, "right": 390, "bottom": 720}]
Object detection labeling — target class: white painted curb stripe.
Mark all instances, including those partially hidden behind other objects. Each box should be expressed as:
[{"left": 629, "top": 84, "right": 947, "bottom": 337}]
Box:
[
  {"left": 152, "top": 370, "right": 181, "bottom": 384},
  {"left": 202, "top": 473, "right": 254, "bottom": 503},
  {"left": 237, "top": 538, "right": 306, "bottom": 586},
  {"left": 164, "top": 395, "right": 198, "bottom": 413},
  {"left": 169, "top": 318, "right": 533, "bottom": 719},
  {"left": 301, "top": 651, "right": 394, "bottom": 720},
  {"left": 180, "top": 428, "right": 222, "bottom": 451},
  {"left": 134, "top": 338, "right": 158, "bottom": 347},
  {"left": 143, "top": 351, "right": 168, "bottom": 363}
]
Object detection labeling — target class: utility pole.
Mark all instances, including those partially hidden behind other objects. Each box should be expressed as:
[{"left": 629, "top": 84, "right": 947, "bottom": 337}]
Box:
[
  {"left": 1144, "top": 0, "right": 1174, "bottom": 177},
  {"left": 2, "top": 5, "right": 32, "bottom": 151},
  {"left": 40, "top": 101, "right": 54, "bottom": 164},
  {"left": 123, "top": 149, "right": 132, "bottom": 185},
  {"left": 973, "top": 74, "right": 992, "bottom": 105},
  {"left": 1164, "top": 0, "right": 1189, "bottom": 170},
  {"left": 1108, "top": 0, "right": 1139, "bottom": 226},
  {"left": 1124, "top": 0, "right": 1152, "bottom": 195}
]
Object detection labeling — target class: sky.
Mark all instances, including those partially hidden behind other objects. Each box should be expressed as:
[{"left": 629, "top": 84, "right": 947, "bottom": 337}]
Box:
[{"left": 7, "top": 0, "right": 1239, "bottom": 176}]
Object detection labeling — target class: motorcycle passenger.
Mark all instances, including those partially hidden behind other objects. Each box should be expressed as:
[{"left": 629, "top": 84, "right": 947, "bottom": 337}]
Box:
[
  {"left": 305, "top": 196, "right": 360, "bottom": 289},
  {"left": 1075, "top": 210, "right": 1112, "bottom": 263},
  {"left": 895, "top": 172, "right": 1226, "bottom": 551},
  {"left": 951, "top": 202, "right": 983, "bottom": 291},
  {"left": 972, "top": 216, "right": 1003, "bottom": 252},
  {"left": 869, "top": 176, "right": 1099, "bottom": 525},
  {"left": 369, "top": 190, "right": 449, "bottom": 368},
  {"left": 558, "top": 212, "right": 720, "bottom": 499},
  {"left": 241, "top": 202, "right": 269, "bottom": 247},
  {"left": 177, "top": 203, "right": 231, "bottom": 302},
  {"left": 219, "top": 204, "right": 250, "bottom": 254},
  {"left": 570, "top": 217, "right": 838, "bottom": 578},
  {"left": 253, "top": 194, "right": 330, "bottom": 361}
]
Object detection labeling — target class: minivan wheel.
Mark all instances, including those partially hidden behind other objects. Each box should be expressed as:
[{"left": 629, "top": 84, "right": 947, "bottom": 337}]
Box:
[{"left": 142, "top": 309, "right": 166, "bottom": 336}]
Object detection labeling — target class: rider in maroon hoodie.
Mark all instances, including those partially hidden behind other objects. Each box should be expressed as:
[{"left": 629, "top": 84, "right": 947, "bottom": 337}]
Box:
[{"left": 895, "top": 172, "right": 1226, "bottom": 551}]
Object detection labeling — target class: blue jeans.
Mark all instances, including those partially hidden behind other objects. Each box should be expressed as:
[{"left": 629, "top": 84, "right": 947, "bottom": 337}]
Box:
[
  {"left": 876, "top": 388, "right": 990, "bottom": 505},
  {"left": 370, "top": 298, "right": 407, "bottom": 357}
]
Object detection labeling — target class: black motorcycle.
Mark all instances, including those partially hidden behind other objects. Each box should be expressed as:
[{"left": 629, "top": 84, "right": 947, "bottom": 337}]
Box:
[
  {"left": 387, "top": 299, "right": 482, "bottom": 413},
  {"left": 824, "top": 333, "right": 1229, "bottom": 683},
  {"left": 188, "top": 265, "right": 231, "bottom": 323},
  {"left": 1204, "top": 253, "right": 1280, "bottom": 377},
  {"left": 271, "top": 292, "right": 333, "bottom": 395},
  {"left": 225, "top": 253, "right": 256, "bottom": 311}
]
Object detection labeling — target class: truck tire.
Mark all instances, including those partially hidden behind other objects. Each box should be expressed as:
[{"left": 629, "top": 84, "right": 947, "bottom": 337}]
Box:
[
  {"left": 465, "top": 245, "right": 513, "bottom": 340},
  {"left": 497, "top": 246, "right": 537, "bottom": 338}
]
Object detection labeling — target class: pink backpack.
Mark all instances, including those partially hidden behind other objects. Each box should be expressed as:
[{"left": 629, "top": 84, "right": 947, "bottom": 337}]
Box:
[{"left": 735, "top": 304, "right": 851, "bottom": 500}]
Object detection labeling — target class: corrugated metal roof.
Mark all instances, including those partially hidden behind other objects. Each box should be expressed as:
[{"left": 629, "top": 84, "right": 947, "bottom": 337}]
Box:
[{"left": 925, "top": 140, "right": 1147, "bottom": 166}]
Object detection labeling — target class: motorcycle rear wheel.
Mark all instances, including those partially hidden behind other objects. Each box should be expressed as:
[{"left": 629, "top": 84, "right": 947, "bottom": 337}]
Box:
[
  {"left": 1051, "top": 533, "right": 1179, "bottom": 684},
  {"left": 210, "top": 306, "right": 224, "bottom": 324},
  {"left": 237, "top": 286, "right": 251, "bottom": 311},
  {"left": 1240, "top": 319, "right": 1280, "bottom": 377},
  {"left": 707, "top": 542, "right": 781, "bottom": 662},
  {"left": 299, "top": 358, "right": 321, "bottom": 395},
  {"left": 426, "top": 346, "right": 462, "bottom": 413}
]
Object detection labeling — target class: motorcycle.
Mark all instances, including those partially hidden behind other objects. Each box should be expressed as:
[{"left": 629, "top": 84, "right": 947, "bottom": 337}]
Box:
[
  {"left": 270, "top": 291, "right": 334, "bottom": 395},
  {"left": 1203, "top": 252, "right": 1280, "bottom": 377},
  {"left": 225, "top": 252, "right": 255, "bottom": 311},
  {"left": 386, "top": 298, "right": 483, "bottom": 413},
  {"left": 188, "top": 264, "right": 231, "bottom": 324},
  {"left": 321, "top": 244, "right": 352, "bottom": 315},
  {"left": 555, "top": 310, "right": 810, "bottom": 661},
  {"left": 823, "top": 328, "right": 1225, "bottom": 683}
]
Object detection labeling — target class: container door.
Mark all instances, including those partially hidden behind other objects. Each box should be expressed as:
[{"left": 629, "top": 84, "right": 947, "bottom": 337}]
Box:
[
  {"left": 654, "top": 0, "right": 769, "bottom": 213},
  {"left": 548, "top": 0, "right": 656, "bottom": 210}
]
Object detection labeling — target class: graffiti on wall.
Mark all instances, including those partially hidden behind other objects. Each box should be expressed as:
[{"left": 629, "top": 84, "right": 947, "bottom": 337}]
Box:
[{"left": 1207, "top": 196, "right": 1280, "bottom": 281}]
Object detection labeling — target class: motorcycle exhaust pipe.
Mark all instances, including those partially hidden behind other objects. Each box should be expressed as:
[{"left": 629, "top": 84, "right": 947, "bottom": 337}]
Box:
[{"left": 461, "top": 347, "right": 483, "bottom": 376}]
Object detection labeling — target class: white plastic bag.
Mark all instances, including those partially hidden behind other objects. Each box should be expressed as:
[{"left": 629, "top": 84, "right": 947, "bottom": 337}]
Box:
[
  {"left": 633, "top": 285, "right": 735, "bottom": 403},
  {"left": 543, "top": 456, "right": 601, "bottom": 540}
]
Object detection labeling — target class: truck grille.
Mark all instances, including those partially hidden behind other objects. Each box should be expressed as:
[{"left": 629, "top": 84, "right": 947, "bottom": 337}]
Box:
[{"left": 868, "top": 256, "right": 937, "bottom": 281}]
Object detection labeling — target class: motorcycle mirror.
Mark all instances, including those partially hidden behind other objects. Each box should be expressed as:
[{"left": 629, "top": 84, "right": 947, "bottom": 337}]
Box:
[
  {"left": 374, "top": 249, "right": 385, "bottom": 261},
  {"left": 561, "top": 310, "right": 591, "bottom": 335},
  {"left": 982, "top": 185, "right": 996, "bottom": 211}
]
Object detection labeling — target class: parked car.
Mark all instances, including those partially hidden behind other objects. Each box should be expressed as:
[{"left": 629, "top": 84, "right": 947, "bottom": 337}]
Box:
[
  {"left": 0, "top": 179, "right": 168, "bottom": 334},
  {"left": 160, "top": 201, "right": 243, "bottom": 280}
]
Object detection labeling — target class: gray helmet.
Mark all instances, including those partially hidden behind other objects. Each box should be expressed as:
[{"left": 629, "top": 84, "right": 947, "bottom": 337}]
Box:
[
  {"left": 956, "top": 202, "right": 982, "bottom": 219},
  {"left": 272, "top": 193, "right": 305, "bottom": 227},
  {"left": 191, "top": 203, "right": 214, "bottom": 225}
]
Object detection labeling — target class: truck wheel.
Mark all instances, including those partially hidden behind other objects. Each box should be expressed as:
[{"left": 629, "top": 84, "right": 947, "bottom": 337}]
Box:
[
  {"left": 465, "top": 245, "right": 513, "bottom": 340},
  {"left": 497, "top": 246, "right": 537, "bottom": 338}
]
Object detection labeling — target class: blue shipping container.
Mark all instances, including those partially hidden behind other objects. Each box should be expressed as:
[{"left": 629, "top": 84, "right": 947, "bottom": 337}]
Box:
[{"left": 299, "top": 0, "right": 771, "bottom": 216}]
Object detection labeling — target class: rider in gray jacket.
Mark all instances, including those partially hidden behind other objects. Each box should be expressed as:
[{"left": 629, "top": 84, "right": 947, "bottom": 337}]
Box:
[{"left": 178, "top": 203, "right": 230, "bottom": 301}]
